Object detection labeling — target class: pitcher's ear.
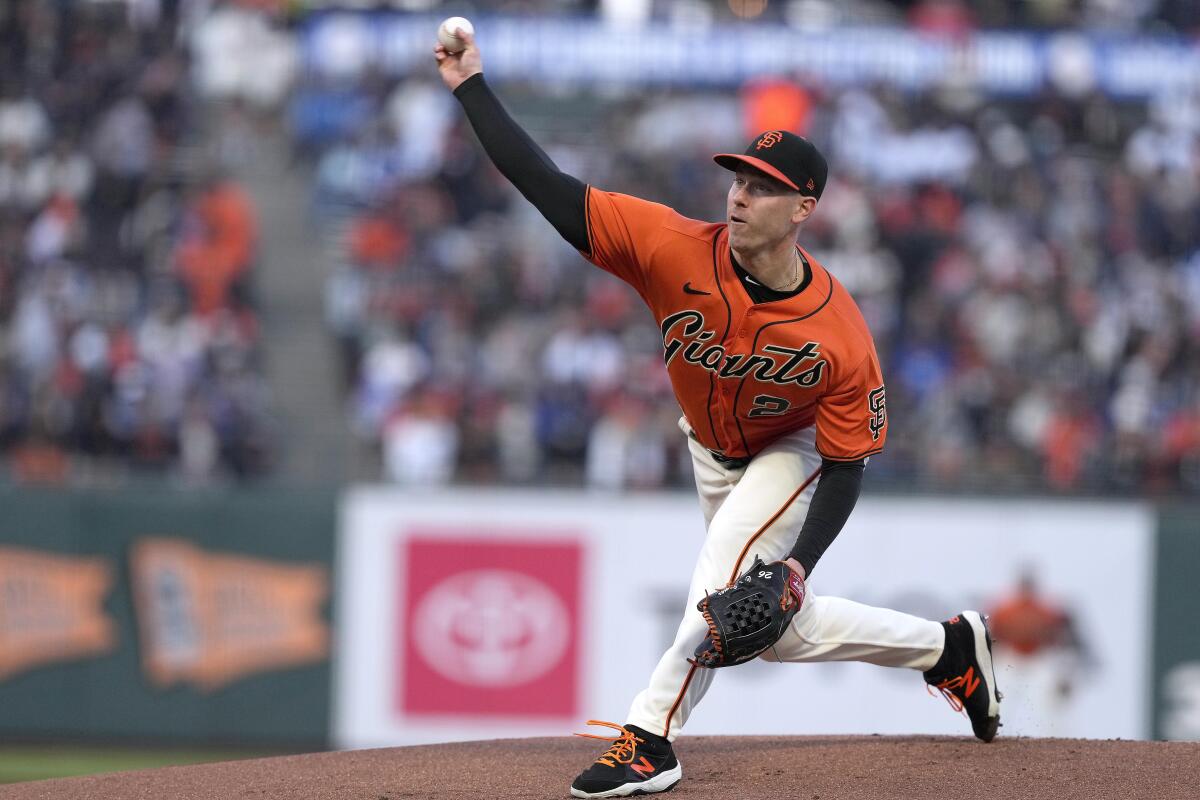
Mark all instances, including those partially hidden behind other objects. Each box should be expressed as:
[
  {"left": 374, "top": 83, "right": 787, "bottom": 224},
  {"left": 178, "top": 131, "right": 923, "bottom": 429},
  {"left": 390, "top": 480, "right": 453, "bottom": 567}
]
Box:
[{"left": 792, "top": 196, "right": 817, "bottom": 224}]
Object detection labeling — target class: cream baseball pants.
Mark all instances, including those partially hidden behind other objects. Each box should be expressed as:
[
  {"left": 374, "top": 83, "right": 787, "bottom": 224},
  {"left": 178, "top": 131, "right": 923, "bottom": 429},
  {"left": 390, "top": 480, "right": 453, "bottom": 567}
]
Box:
[{"left": 624, "top": 422, "right": 946, "bottom": 741}]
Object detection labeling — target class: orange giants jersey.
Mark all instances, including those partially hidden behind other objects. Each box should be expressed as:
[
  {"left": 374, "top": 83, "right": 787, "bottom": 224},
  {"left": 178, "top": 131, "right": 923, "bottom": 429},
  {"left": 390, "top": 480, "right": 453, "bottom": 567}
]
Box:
[{"left": 583, "top": 187, "right": 887, "bottom": 461}]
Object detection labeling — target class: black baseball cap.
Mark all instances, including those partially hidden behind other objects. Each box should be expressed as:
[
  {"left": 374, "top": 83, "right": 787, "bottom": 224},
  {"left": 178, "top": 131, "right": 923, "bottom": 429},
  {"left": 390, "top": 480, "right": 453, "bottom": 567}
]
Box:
[{"left": 713, "top": 130, "right": 828, "bottom": 199}]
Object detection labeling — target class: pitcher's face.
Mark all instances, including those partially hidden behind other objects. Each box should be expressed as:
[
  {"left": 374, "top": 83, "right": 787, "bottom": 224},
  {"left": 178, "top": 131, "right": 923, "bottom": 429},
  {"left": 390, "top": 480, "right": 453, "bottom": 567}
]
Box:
[{"left": 726, "top": 165, "right": 808, "bottom": 253}]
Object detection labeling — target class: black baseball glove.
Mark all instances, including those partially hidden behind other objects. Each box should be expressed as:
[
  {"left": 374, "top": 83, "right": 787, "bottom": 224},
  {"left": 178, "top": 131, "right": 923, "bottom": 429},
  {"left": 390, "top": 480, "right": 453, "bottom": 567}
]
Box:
[{"left": 692, "top": 556, "right": 806, "bottom": 668}]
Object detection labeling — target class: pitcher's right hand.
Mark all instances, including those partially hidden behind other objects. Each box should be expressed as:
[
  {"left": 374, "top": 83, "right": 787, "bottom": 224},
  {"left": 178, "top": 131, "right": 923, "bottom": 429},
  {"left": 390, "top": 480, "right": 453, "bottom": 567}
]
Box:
[{"left": 434, "top": 27, "right": 482, "bottom": 92}]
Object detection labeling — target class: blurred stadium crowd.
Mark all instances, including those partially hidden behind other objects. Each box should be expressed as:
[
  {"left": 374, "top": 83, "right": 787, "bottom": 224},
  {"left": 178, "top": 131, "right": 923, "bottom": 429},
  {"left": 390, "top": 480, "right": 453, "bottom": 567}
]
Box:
[
  {"left": 0, "top": 1, "right": 274, "bottom": 485},
  {"left": 4, "top": 0, "right": 1200, "bottom": 495},
  {"left": 300, "top": 73, "right": 1200, "bottom": 494},
  {"left": 289, "top": 13, "right": 1200, "bottom": 494}
]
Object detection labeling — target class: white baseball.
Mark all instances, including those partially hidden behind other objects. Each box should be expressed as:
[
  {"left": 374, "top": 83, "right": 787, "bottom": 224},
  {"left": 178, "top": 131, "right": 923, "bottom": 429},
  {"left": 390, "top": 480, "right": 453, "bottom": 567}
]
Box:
[{"left": 437, "top": 16, "right": 473, "bottom": 54}]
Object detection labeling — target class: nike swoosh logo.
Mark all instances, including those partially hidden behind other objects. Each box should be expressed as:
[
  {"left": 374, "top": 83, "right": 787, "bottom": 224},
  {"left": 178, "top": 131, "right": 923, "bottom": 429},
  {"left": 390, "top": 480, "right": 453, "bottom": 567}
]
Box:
[{"left": 683, "top": 282, "right": 711, "bottom": 296}]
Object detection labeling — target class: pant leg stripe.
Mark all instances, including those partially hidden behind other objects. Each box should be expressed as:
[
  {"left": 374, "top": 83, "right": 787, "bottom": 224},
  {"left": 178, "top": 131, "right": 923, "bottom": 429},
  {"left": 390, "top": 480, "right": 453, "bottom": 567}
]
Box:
[
  {"left": 727, "top": 465, "right": 822, "bottom": 584},
  {"left": 663, "top": 662, "right": 698, "bottom": 739}
]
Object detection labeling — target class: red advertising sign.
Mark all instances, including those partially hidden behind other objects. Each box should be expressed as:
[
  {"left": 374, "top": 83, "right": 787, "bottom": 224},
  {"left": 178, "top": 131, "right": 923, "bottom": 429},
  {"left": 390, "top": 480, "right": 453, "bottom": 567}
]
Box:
[{"left": 399, "top": 532, "right": 582, "bottom": 718}]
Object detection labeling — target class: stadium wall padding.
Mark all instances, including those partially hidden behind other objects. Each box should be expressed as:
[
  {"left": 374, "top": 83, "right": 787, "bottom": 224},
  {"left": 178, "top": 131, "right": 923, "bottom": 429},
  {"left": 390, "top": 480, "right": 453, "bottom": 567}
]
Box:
[
  {"left": 1152, "top": 505, "right": 1200, "bottom": 740},
  {"left": 0, "top": 487, "right": 336, "bottom": 747}
]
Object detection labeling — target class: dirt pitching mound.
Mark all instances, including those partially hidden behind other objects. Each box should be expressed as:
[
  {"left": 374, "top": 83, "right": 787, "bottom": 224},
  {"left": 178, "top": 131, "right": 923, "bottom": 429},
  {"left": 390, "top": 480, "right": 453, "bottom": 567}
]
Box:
[{"left": 3, "top": 736, "right": 1198, "bottom": 800}]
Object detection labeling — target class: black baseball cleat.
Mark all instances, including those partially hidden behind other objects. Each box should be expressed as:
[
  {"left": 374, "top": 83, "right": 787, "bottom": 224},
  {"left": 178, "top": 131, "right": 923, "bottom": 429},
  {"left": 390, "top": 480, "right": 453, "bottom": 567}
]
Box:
[
  {"left": 570, "top": 720, "right": 682, "bottom": 798},
  {"left": 924, "top": 611, "right": 1002, "bottom": 742}
]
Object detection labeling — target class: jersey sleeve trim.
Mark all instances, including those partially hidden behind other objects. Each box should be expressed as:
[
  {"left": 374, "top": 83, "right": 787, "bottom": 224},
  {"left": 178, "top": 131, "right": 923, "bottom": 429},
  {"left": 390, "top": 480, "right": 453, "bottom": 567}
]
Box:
[
  {"left": 581, "top": 183, "right": 595, "bottom": 258},
  {"left": 816, "top": 445, "right": 884, "bottom": 462}
]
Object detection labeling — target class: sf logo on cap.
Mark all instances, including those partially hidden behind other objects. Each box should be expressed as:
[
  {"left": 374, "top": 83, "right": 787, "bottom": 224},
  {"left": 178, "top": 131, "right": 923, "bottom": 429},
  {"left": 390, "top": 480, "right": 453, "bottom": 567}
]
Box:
[{"left": 756, "top": 131, "right": 783, "bottom": 150}]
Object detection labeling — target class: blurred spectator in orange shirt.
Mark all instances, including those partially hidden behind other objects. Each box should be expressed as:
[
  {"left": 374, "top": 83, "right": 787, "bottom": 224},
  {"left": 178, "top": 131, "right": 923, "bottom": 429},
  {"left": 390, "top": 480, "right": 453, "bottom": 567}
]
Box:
[
  {"left": 1041, "top": 392, "right": 1100, "bottom": 490},
  {"left": 176, "top": 174, "right": 258, "bottom": 316},
  {"left": 349, "top": 209, "right": 409, "bottom": 270},
  {"left": 742, "top": 79, "right": 812, "bottom": 140},
  {"left": 989, "top": 569, "right": 1074, "bottom": 658}
]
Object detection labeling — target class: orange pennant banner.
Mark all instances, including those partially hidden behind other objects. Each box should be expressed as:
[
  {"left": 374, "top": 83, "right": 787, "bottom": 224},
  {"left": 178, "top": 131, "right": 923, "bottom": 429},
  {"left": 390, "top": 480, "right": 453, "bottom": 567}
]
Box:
[
  {"left": 0, "top": 547, "right": 117, "bottom": 680},
  {"left": 130, "top": 538, "right": 329, "bottom": 691}
]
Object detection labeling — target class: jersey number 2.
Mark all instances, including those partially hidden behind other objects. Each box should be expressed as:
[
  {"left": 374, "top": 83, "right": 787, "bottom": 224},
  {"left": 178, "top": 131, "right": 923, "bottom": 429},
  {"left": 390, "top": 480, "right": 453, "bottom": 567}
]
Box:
[{"left": 748, "top": 394, "right": 791, "bottom": 418}]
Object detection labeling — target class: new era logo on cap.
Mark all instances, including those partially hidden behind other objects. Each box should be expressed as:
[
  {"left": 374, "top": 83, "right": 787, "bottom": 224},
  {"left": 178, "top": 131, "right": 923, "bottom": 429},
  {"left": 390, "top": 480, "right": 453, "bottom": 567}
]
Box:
[{"left": 713, "top": 130, "right": 828, "bottom": 199}]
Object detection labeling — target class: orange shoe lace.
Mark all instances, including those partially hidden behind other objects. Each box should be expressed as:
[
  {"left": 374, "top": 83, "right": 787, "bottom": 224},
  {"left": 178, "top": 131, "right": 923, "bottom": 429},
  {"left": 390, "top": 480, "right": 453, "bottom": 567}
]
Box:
[
  {"left": 928, "top": 665, "right": 981, "bottom": 714},
  {"left": 574, "top": 720, "right": 642, "bottom": 767},
  {"left": 927, "top": 680, "right": 965, "bottom": 713}
]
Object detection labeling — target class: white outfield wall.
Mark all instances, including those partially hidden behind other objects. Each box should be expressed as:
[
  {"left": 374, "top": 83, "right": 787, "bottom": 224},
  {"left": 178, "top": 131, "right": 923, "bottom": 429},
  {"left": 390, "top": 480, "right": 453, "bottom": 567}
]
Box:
[{"left": 333, "top": 488, "right": 1154, "bottom": 749}]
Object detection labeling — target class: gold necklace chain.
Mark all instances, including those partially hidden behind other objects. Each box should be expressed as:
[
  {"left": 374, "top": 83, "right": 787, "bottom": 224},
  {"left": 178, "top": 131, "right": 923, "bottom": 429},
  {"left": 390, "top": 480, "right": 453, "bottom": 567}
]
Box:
[{"left": 772, "top": 252, "right": 801, "bottom": 292}]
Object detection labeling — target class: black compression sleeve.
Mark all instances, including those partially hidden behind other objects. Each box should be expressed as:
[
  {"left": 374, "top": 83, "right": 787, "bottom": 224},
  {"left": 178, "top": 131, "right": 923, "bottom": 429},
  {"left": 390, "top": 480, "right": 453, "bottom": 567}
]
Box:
[
  {"left": 453, "top": 73, "right": 589, "bottom": 252},
  {"left": 787, "top": 458, "right": 866, "bottom": 576}
]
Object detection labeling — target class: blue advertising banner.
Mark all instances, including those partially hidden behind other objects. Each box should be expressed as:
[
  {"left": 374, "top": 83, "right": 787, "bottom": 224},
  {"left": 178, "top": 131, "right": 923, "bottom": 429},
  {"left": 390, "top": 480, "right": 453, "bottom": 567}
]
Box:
[{"left": 301, "top": 13, "right": 1200, "bottom": 97}]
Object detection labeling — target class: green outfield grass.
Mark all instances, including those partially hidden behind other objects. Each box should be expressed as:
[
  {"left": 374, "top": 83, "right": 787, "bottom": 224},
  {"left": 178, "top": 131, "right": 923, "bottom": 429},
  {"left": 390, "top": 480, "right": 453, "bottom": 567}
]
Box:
[{"left": 0, "top": 746, "right": 279, "bottom": 784}]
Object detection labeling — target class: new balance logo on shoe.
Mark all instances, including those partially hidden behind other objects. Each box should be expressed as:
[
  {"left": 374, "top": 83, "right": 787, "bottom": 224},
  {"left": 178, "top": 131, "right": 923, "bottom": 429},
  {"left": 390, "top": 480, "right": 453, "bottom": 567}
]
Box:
[
  {"left": 631, "top": 757, "right": 656, "bottom": 777},
  {"left": 959, "top": 666, "right": 980, "bottom": 698}
]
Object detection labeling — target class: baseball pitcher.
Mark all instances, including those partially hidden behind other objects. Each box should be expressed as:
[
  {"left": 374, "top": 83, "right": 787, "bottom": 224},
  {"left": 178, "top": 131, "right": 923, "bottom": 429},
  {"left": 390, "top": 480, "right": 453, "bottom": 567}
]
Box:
[{"left": 435, "top": 28, "right": 1001, "bottom": 799}]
